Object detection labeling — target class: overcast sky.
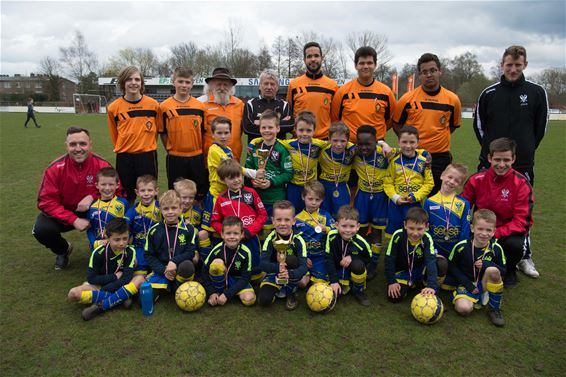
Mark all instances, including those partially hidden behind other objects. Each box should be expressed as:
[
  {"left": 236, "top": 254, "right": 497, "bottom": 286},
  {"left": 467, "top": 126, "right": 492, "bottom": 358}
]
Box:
[{"left": 1, "top": 0, "right": 564, "bottom": 79}]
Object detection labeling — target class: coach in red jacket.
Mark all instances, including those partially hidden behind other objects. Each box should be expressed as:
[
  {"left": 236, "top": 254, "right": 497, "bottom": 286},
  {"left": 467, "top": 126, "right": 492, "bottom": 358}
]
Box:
[
  {"left": 462, "top": 137, "right": 534, "bottom": 288},
  {"left": 33, "top": 126, "right": 114, "bottom": 270}
]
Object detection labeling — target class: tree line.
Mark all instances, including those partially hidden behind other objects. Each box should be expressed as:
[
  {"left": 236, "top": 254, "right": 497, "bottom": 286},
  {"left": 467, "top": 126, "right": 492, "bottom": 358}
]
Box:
[{"left": 38, "top": 29, "right": 566, "bottom": 108}]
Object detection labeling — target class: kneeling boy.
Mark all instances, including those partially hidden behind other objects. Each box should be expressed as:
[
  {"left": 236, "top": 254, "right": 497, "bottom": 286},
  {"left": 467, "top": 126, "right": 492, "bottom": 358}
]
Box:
[
  {"left": 203, "top": 216, "right": 256, "bottom": 306},
  {"left": 446, "top": 209, "right": 506, "bottom": 327},
  {"left": 68, "top": 218, "right": 145, "bottom": 320}
]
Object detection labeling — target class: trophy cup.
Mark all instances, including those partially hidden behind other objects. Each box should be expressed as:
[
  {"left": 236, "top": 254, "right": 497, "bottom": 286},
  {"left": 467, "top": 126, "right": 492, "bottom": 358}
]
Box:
[
  {"left": 256, "top": 148, "right": 270, "bottom": 169},
  {"left": 274, "top": 239, "right": 291, "bottom": 285}
]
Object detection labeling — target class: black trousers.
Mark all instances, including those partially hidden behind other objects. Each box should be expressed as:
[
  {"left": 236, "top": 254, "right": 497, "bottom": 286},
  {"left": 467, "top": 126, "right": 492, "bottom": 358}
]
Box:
[
  {"left": 24, "top": 113, "right": 39, "bottom": 127},
  {"left": 166, "top": 154, "right": 209, "bottom": 201},
  {"left": 116, "top": 151, "right": 158, "bottom": 204},
  {"left": 498, "top": 234, "right": 527, "bottom": 275},
  {"left": 32, "top": 212, "right": 79, "bottom": 255},
  {"left": 430, "top": 152, "right": 452, "bottom": 196}
]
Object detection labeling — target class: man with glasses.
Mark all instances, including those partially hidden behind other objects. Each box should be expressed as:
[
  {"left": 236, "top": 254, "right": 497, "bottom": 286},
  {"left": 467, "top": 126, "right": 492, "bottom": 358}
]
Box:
[{"left": 393, "top": 53, "right": 462, "bottom": 195}]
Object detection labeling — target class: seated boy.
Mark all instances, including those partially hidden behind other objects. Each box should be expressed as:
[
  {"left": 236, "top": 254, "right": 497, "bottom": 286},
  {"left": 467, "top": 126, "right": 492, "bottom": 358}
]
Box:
[
  {"left": 174, "top": 178, "right": 210, "bottom": 265},
  {"left": 445, "top": 209, "right": 506, "bottom": 327},
  {"left": 294, "top": 181, "right": 335, "bottom": 287},
  {"left": 203, "top": 216, "right": 256, "bottom": 307},
  {"left": 245, "top": 109, "right": 293, "bottom": 239},
  {"left": 68, "top": 218, "right": 145, "bottom": 321},
  {"left": 423, "top": 163, "right": 471, "bottom": 285},
  {"left": 280, "top": 111, "right": 326, "bottom": 213},
  {"left": 125, "top": 174, "right": 160, "bottom": 276},
  {"left": 86, "top": 167, "right": 129, "bottom": 250},
  {"left": 325, "top": 206, "right": 373, "bottom": 306},
  {"left": 385, "top": 207, "right": 438, "bottom": 303},
  {"left": 462, "top": 137, "right": 535, "bottom": 288},
  {"left": 145, "top": 190, "right": 197, "bottom": 297},
  {"left": 353, "top": 125, "right": 391, "bottom": 279},
  {"left": 258, "top": 200, "right": 308, "bottom": 310},
  {"left": 383, "top": 126, "right": 434, "bottom": 238},
  {"left": 211, "top": 158, "right": 268, "bottom": 283},
  {"left": 319, "top": 122, "right": 356, "bottom": 218}
]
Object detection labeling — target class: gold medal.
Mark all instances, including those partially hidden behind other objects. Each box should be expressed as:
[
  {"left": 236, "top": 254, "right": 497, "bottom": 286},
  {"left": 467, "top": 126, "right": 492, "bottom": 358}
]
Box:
[
  {"left": 444, "top": 235, "right": 450, "bottom": 241},
  {"left": 333, "top": 190, "right": 340, "bottom": 198},
  {"left": 314, "top": 226, "right": 322, "bottom": 234}
]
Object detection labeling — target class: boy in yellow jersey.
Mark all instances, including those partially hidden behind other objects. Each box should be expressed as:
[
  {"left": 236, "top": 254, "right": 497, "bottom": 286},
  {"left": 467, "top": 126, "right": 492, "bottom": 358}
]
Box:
[
  {"left": 174, "top": 179, "right": 210, "bottom": 267},
  {"left": 318, "top": 122, "right": 356, "bottom": 218},
  {"left": 125, "top": 175, "right": 160, "bottom": 276},
  {"left": 353, "top": 125, "right": 392, "bottom": 279},
  {"left": 294, "top": 181, "right": 335, "bottom": 287},
  {"left": 107, "top": 66, "right": 159, "bottom": 204},
  {"left": 86, "top": 167, "right": 129, "bottom": 251},
  {"left": 383, "top": 126, "right": 434, "bottom": 238},
  {"left": 158, "top": 67, "right": 208, "bottom": 199},
  {"left": 68, "top": 218, "right": 145, "bottom": 321},
  {"left": 280, "top": 110, "right": 326, "bottom": 213}
]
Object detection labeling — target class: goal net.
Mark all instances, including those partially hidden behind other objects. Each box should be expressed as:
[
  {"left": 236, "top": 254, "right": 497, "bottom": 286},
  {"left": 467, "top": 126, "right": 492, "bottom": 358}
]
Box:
[{"left": 73, "top": 94, "right": 108, "bottom": 114}]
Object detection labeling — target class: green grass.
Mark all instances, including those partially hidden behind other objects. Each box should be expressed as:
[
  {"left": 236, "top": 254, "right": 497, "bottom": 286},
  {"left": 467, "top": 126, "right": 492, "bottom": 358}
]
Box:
[{"left": 1, "top": 112, "right": 565, "bottom": 376}]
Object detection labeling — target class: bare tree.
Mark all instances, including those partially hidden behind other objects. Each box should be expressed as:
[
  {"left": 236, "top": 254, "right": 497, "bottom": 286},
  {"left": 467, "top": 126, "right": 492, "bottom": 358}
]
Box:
[
  {"left": 271, "top": 36, "right": 286, "bottom": 77},
  {"left": 257, "top": 44, "right": 273, "bottom": 72},
  {"left": 534, "top": 67, "right": 566, "bottom": 108},
  {"left": 59, "top": 31, "right": 98, "bottom": 92},
  {"left": 107, "top": 47, "right": 159, "bottom": 77},
  {"left": 39, "top": 56, "right": 62, "bottom": 101},
  {"left": 169, "top": 42, "right": 199, "bottom": 71},
  {"left": 222, "top": 20, "right": 243, "bottom": 70},
  {"left": 298, "top": 32, "right": 341, "bottom": 78},
  {"left": 345, "top": 31, "right": 392, "bottom": 66}
]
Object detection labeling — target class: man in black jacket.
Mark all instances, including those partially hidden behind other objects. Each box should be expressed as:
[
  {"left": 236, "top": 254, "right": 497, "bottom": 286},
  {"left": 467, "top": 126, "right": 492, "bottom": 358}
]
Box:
[{"left": 473, "top": 45, "right": 548, "bottom": 279}]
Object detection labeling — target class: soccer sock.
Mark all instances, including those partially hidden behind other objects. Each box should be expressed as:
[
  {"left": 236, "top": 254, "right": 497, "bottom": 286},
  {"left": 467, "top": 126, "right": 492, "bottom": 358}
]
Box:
[
  {"left": 209, "top": 263, "right": 226, "bottom": 293},
  {"left": 240, "top": 294, "right": 256, "bottom": 306},
  {"left": 350, "top": 270, "right": 367, "bottom": 294},
  {"left": 198, "top": 238, "right": 212, "bottom": 262},
  {"left": 81, "top": 290, "right": 111, "bottom": 305},
  {"left": 101, "top": 283, "right": 139, "bottom": 311},
  {"left": 486, "top": 281, "right": 504, "bottom": 310}
]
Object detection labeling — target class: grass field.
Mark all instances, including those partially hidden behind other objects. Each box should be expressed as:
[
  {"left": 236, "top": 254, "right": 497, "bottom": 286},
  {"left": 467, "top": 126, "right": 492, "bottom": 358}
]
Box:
[{"left": 0, "top": 112, "right": 565, "bottom": 377}]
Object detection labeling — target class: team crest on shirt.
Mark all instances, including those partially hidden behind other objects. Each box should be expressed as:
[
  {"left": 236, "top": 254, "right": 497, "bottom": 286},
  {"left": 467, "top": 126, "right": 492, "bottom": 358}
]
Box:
[
  {"left": 439, "top": 115, "right": 446, "bottom": 125},
  {"left": 235, "top": 260, "right": 241, "bottom": 269},
  {"left": 178, "top": 234, "right": 186, "bottom": 245},
  {"left": 193, "top": 120, "right": 199, "bottom": 127},
  {"left": 519, "top": 94, "right": 528, "bottom": 106},
  {"left": 500, "top": 188, "right": 510, "bottom": 200},
  {"left": 243, "top": 192, "right": 253, "bottom": 204},
  {"left": 324, "top": 98, "right": 329, "bottom": 105},
  {"left": 86, "top": 175, "right": 94, "bottom": 184},
  {"left": 375, "top": 104, "right": 381, "bottom": 112},
  {"left": 145, "top": 121, "right": 153, "bottom": 130}
]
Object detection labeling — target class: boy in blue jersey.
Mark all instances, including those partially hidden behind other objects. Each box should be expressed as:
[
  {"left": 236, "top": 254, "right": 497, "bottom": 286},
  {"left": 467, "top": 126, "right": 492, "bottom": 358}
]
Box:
[
  {"left": 86, "top": 167, "right": 129, "bottom": 250},
  {"left": 325, "top": 206, "right": 373, "bottom": 306},
  {"left": 319, "top": 122, "right": 356, "bottom": 217},
  {"left": 423, "top": 163, "right": 471, "bottom": 286},
  {"left": 294, "top": 181, "right": 335, "bottom": 287},
  {"left": 145, "top": 190, "right": 198, "bottom": 298},
  {"left": 203, "top": 216, "right": 256, "bottom": 307},
  {"left": 446, "top": 209, "right": 506, "bottom": 326},
  {"left": 353, "top": 125, "right": 392, "bottom": 279},
  {"left": 125, "top": 175, "right": 160, "bottom": 276},
  {"left": 385, "top": 207, "right": 438, "bottom": 303},
  {"left": 68, "top": 218, "right": 146, "bottom": 320},
  {"left": 258, "top": 200, "right": 308, "bottom": 310},
  {"left": 280, "top": 111, "right": 326, "bottom": 213},
  {"left": 383, "top": 126, "right": 434, "bottom": 238},
  {"left": 174, "top": 178, "right": 210, "bottom": 266}
]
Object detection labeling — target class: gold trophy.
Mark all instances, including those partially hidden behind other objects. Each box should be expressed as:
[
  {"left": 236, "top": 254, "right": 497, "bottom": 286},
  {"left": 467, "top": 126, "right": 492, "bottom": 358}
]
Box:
[
  {"left": 274, "top": 239, "right": 291, "bottom": 285},
  {"left": 256, "top": 148, "right": 270, "bottom": 169}
]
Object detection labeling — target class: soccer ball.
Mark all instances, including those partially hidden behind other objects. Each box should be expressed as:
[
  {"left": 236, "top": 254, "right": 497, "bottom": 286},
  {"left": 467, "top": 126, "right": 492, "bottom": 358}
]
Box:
[
  {"left": 306, "top": 283, "right": 336, "bottom": 313},
  {"left": 410, "top": 293, "right": 444, "bottom": 324},
  {"left": 175, "top": 281, "right": 206, "bottom": 312}
]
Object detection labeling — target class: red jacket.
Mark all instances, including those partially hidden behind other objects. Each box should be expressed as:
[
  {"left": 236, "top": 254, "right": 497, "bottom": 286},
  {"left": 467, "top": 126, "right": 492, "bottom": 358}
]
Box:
[
  {"left": 462, "top": 168, "right": 534, "bottom": 239},
  {"left": 211, "top": 187, "right": 268, "bottom": 237},
  {"left": 37, "top": 153, "right": 113, "bottom": 226}
]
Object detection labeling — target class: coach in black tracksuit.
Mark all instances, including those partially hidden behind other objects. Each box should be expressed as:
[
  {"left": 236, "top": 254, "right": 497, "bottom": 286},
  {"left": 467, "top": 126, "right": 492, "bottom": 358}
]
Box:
[
  {"left": 473, "top": 46, "right": 548, "bottom": 186},
  {"left": 243, "top": 69, "right": 294, "bottom": 143}
]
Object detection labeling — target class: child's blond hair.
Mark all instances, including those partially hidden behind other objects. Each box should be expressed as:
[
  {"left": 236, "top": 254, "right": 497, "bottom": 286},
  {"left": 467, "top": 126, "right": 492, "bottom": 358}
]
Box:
[{"left": 159, "top": 190, "right": 181, "bottom": 207}]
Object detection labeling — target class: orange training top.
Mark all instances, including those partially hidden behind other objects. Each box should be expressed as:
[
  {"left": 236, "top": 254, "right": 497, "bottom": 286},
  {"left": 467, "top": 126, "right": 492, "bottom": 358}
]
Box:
[
  {"left": 392, "top": 86, "right": 461, "bottom": 153},
  {"left": 331, "top": 78, "right": 396, "bottom": 142},
  {"left": 158, "top": 96, "right": 206, "bottom": 157},
  {"left": 107, "top": 96, "right": 159, "bottom": 153}
]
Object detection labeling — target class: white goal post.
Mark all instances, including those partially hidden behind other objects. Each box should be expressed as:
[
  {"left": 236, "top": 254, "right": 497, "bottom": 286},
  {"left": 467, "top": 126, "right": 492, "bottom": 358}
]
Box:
[{"left": 73, "top": 94, "right": 108, "bottom": 114}]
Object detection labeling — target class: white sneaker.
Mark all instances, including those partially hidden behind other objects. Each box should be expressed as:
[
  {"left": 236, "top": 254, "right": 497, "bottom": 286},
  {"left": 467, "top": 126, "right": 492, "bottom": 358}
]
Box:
[{"left": 518, "top": 258, "right": 540, "bottom": 278}]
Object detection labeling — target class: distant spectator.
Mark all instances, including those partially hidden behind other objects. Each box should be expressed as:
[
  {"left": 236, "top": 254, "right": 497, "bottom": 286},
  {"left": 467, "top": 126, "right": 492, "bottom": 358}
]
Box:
[{"left": 24, "top": 97, "right": 41, "bottom": 128}]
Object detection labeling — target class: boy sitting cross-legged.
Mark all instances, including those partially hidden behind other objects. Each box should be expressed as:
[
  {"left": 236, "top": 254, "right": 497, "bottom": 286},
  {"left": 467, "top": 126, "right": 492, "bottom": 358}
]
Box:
[
  {"left": 68, "top": 218, "right": 145, "bottom": 321},
  {"left": 203, "top": 216, "right": 256, "bottom": 307}
]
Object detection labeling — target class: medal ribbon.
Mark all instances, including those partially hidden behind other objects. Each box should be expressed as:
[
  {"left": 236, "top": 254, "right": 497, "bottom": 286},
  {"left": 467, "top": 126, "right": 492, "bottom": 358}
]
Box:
[
  {"left": 472, "top": 242, "right": 489, "bottom": 286},
  {"left": 440, "top": 194, "right": 456, "bottom": 240},
  {"left": 228, "top": 190, "right": 242, "bottom": 218},
  {"left": 223, "top": 244, "right": 240, "bottom": 287},
  {"left": 406, "top": 239, "right": 420, "bottom": 285},
  {"left": 97, "top": 197, "right": 115, "bottom": 239},
  {"left": 105, "top": 242, "right": 126, "bottom": 275},
  {"left": 306, "top": 209, "right": 323, "bottom": 231},
  {"left": 165, "top": 221, "right": 180, "bottom": 260},
  {"left": 330, "top": 149, "right": 345, "bottom": 192},
  {"left": 341, "top": 238, "right": 350, "bottom": 276},
  {"left": 298, "top": 142, "right": 312, "bottom": 184},
  {"left": 400, "top": 154, "right": 419, "bottom": 187},
  {"left": 363, "top": 151, "right": 378, "bottom": 193}
]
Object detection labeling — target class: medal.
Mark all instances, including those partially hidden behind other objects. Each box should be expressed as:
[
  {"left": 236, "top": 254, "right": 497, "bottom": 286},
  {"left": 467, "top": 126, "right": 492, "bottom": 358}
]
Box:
[
  {"left": 330, "top": 149, "right": 345, "bottom": 200},
  {"left": 333, "top": 190, "right": 340, "bottom": 198},
  {"left": 444, "top": 235, "right": 449, "bottom": 241},
  {"left": 408, "top": 280, "right": 413, "bottom": 287},
  {"left": 315, "top": 226, "right": 322, "bottom": 234},
  {"left": 168, "top": 248, "right": 174, "bottom": 255},
  {"left": 370, "top": 194, "right": 374, "bottom": 200}
]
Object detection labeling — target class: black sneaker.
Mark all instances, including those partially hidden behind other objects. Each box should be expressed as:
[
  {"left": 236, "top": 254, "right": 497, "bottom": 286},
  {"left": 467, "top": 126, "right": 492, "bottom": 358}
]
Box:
[
  {"left": 81, "top": 304, "right": 103, "bottom": 321},
  {"left": 504, "top": 271, "right": 518, "bottom": 289},
  {"left": 54, "top": 243, "right": 73, "bottom": 270},
  {"left": 354, "top": 291, "right": 371, "bottom": 307},
  {"left": 285, "top": 292, "right": 298, "bottom": 311},
  {"left": 487, "top": 307, "right": 505, "bottom": 327}
]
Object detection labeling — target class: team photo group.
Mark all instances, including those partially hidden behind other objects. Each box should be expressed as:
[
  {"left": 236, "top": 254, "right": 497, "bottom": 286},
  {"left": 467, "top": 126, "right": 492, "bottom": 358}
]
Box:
[{"left": 32, "top": 42, "right": 548, "bottom": 327}]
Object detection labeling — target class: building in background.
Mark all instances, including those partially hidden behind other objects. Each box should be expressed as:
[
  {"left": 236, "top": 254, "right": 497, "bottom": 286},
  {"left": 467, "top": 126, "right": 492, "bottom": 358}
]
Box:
[{"left": 0, "top": 74, "right": 76, "bottom": 105}]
